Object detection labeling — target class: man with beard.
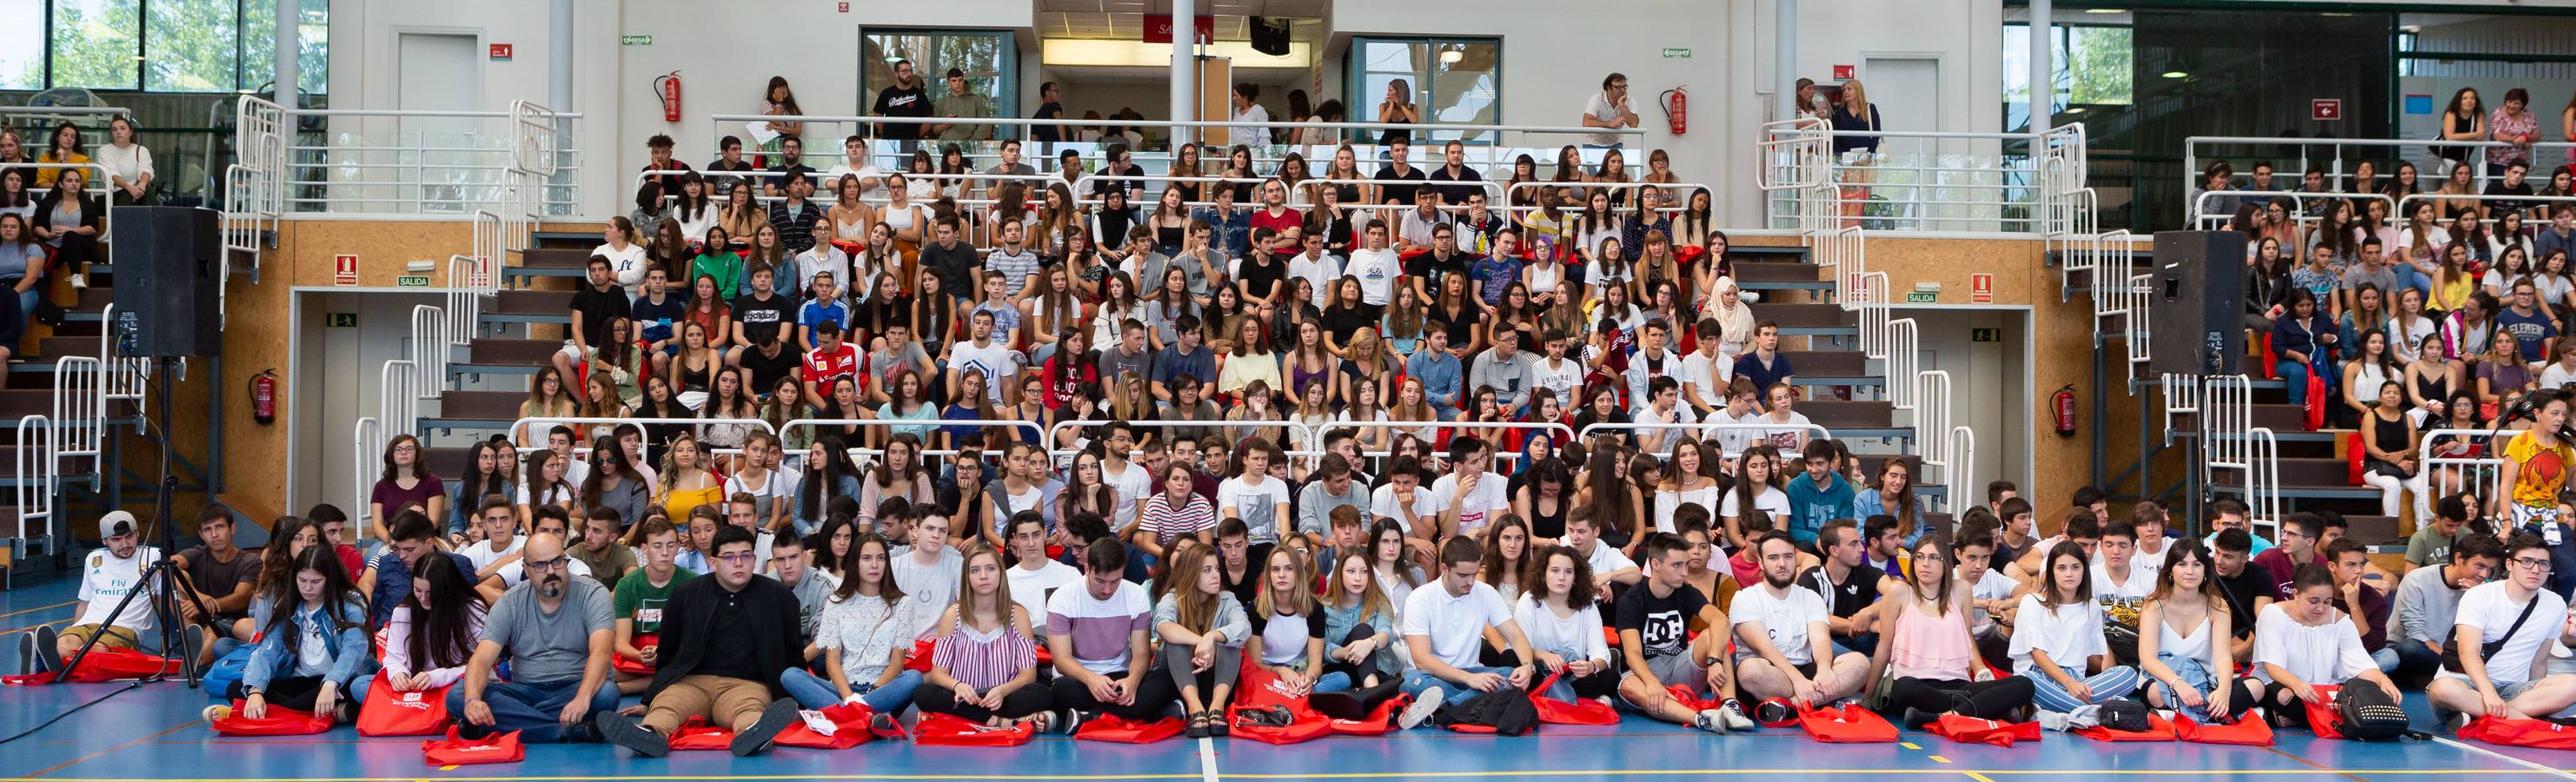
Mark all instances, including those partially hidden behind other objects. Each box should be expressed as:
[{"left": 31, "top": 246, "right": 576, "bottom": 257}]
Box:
[
  {"left": 1734, "top": 531, "right": 1872, "bottom": 706},
  {"left": 597, "top": 526, "right": 805, "bottom": 757},
  {"left": 452, "top": 533, "right": 620, "bottom": 744}
]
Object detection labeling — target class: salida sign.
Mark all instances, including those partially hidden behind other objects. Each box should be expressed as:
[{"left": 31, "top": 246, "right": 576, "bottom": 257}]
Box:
[{"left": 1143, "top": 14, "right": 1215, "bottom": 44}]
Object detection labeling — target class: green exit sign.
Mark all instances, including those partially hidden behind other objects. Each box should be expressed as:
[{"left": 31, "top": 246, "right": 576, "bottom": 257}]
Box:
[
  {"left": 1661, "top": 48, "right": 1692, "bottom": 59},
  {"left": 396, "top": 275, "right": 431, "bottom": 288},
  {"left": 1971, "top": 328, "right": 2001, "bottom": 342},
  {"left": 621, "top": 35, "right": 652, "bottom": 46},
  {"left": 326, "top": 312, "right": 357, "bottom": 328},
  {"left": 1905, "top": 291, "right": 1937, "bottom": 303}
]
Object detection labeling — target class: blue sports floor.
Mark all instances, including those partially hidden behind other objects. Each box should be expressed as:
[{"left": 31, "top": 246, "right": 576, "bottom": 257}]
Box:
[{"left": 6, "top": 573, "right": 2576, "bottom": 781}]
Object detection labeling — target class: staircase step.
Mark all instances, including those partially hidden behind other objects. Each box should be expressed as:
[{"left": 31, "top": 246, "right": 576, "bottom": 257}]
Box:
[
  {"left": 424, "top": 447, "right": 472, "bottom": 479},
  {"left": 1732, "top": 262, "right": 1825, "bottom": 288},
  {"left": 469, "top": 338, "right": 562, "bottom": 366},
  {"left": 1798, "top": 400, "right": 1894, "bottom": 428},
  {"left": 438, "top": 390, "right": 525, "bottom": 422},
  {"left": 495, "top": 289, "right": 575, "bottom": 314},
  {"left": 517, "top": 248, "right": 590, "bottom": 268},
  {"left": 0, "top": 390, "right": 50, "bottom": 417},
  {"left": 2212, "top": 457, "right": 2349, "bottom": 486},
  {"left": 1749, "top": 302, "right": 1843, "bottom": 329},
  {"left": 35, "top": 336, "right": 100, "bottom": 360},
  {"left": 1731, "top": 245, "right": 1813, "bottom": 261},
  {"left": 1782, "top": 350, "right": 1865, "bottom": 377},
  {"left": 2342, "top": 515, "right": 2400, "bottom": 547}
]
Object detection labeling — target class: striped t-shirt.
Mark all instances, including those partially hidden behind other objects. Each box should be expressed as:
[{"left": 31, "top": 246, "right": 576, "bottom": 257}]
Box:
[
  {"left": 933, "top": 614, "right": 1037, "bottom": 691},
  {"left": 1140, "top": 493, "right": 1218, "bottom": 547},
  {"left": 1046, "top": 580, "right": 1153, "bottom": 675}
]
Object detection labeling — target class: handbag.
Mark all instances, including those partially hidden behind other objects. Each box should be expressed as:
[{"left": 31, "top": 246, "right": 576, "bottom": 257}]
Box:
[
  {"left": 1926, "top": 714, "right": 2042, "bottom": 747},
  {"left": 611, "top": 633, "right": 660, "bottom": 677},
  {"left": 2443, "top": 594, "right": 2539, "bottom": 673},
  {"left": 208, "top": 699, "right": 335, "bottom": 736},
  {"left": 1795, "top": 702, "right": 1899, "bottom": 744},
  {"left": 355, "top": 673, "right": 453, "bottom": 737},
  {"left": 2173, "top": 713, "right": 2275, "bottom": 746},
  {"left": 1227, "top": 654, "right": 1335, "bottom": 745},
  {"left": 665, "top": 718, "right": 738, "bottom": 751},
  {"left": 1326, "top": 696, "right": 1407, "bottom": 735},
  {"left": 421, "top": 727, "right": 524, "bottom": 765}
]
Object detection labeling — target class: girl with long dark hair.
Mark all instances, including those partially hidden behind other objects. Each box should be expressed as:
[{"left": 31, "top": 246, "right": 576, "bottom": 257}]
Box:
[{"left": 218, "top": 547, "right": 369, "bottom": 723}]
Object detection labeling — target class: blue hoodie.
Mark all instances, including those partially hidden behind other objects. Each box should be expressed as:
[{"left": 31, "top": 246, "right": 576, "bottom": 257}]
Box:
[{"left": 1783, "top": 470, "right": 1853, "bottom": 546}]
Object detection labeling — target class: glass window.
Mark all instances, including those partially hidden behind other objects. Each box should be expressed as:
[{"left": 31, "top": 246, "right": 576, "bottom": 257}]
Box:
[
  {"left": 0, "top": 3, "right": 42, "bottom": 90},
  {"left": 2003, "top": 23, "right": 2132, "bottom": 131},
  {"left": 243, "top": 0, "right": 330, "bottom": 96},
  {"left": 1347, "top": 36, "right": 1501, "bottom": 144},
  {"left": 50, "top": 0, "right": 142, "bottom": 89},
  {"left": 145, "top": 0, "right": 240, "bottom": 92},
  {"left": 860, "top": 30, "right": 1014, "bottom": 135}
]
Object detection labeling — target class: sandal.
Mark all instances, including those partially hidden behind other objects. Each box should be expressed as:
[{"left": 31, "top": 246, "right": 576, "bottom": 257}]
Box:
[{"left": 1185, "top": 710, "right": 1212, "bottom": 739}]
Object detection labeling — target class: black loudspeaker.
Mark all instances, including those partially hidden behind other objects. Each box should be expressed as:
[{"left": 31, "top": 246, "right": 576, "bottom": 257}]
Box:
[
  {"left": 1249, "top": 17, "right": 1292, "bottom": 56},
  {"left": 2148, "top": 230, "right": 2246, "bottom": 376},
  {"left": 110, "top": 206, "right": 224, "bottom": 358}
]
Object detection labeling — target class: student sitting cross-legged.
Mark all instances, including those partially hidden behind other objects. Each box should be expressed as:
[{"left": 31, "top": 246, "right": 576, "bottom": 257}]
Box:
[{"left": 596, "top": 524, "right": 807, "bottom": 757}]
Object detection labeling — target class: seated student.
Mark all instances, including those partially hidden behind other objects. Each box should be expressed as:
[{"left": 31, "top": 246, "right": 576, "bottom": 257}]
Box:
[
  {"left": 2254, "top": 513, "right": 2330, "bottom": 600},
  {"left": 2318, "top": 537, "right": 2398, "bottom": 673},
  {"left": 1868, "top": 531, "right": 2037, "bottom": 729},
  {"left": 1319, "top": 546, "right": 1403, "bottom": 696},
  {"left": 1617, "top": 533, "right": 1755, "bottom": 732},
  {"left": 597, "top": 525, "right": 806, "bottom": 758},
  {"left": 1564, "top": 506, "right": 1643, "bottom": 600},
  {"left": 1313, "top": 505, "right": 1372, "bottom": 580},
  {"left": 674, "top": 507, "right": 720, "bottom": 573},
  {"left": 613, "top": 517, "right": 696, "bottom": 695},
  {"left": 26, "top": 514, "right": 163, "bottom": 672},
  {"left": 1214, "top": 519, "right": 1263, "bottom": 610},
  {"left": 362, "top": 511, "right": 496, "bottom": 627},
  {"left": 1003, "top": 512, "right": 1082, "bottom": 638},
  {"left": 1857, "top": 514, "right": 1908, "bottom": 579},
  {"left": 2091, "top": 520, "right": 2154, "bottom": 628},
  {"left": 1803, "top": 519, "right": 1894, "bottom": 655},
  {"left": 362, "top": 553, "right": 489, "bottom": 706},
  {"left": 2014, "top": 510, "right": 2101, "bottom": 590},
  {"left": 1670, "top": 510, "right": 1736, "bottom": 611},
  {"left": 2406, "top": 494, "right": 2475, "bottom": 575},
  {"left": 891, "top": 514, "right": 966, "bottom": 628},
  {"left": 1397, "top": 535, "right": 1540, "bottom": 729},
  {"left": 1952, "top": 520, "right": 2022, "bottom": 683},
  {"left": 451, "top": 532, "right": 621, "bottom": 745},
  {"left": 461, "top": 496, "right": 528, "bottom": 582},
  {"left": 2127, "top": 501, "right": 2174, "bottom": 586},
  {"left": 1249, "top": 546, "right": 1347, "bottom": 696},
  {"left": 1992, "top": 498, "right": 2039, "bottom": 570},
  {"left": 1732, "top": 532, "right": 1873, "bottom": 707},
  {"left": 1156, "top": 541, "right": 1250, "bottom": 738},
  {"left": 573, "top": 510, "right": 637, "bottom": 586},
  {"left": 765, "top": 533, "right": 833, "bottom": 653},
  {"left": 2138, "top": 538, "right": 2257, "bottom": 725},
  {"left": 2207, "top": 528, "right": 2274, "bottom": 664},
  {"left": 1517, "top": 543, "right": 1617, "bottom": 706},
  {"left": 2428, "top": 533, "right": 2576, "bottom": 722},
  {"left": 2250, "top": 564, "right": 2405, "bottom": 728},
  {"left": 1048, "top": 538, "right": 1180, "bottom": 723},
  {"left": 913, "top": 543, "right": 1069, "bottom": 732},
  {"left": 209, "top": 547, "right": 371, "bottom": 725},
  {"left": 2393, "top": 534, "right": 2504, "bottom": 681},
  {"left": 171, "top": 504, "right": 256, "bottom": 667},
  {"left": 2202, "top": 499, "right": 2274, "bottom": 556},
  {"left": 787, "top": 532, "right": 928, "bottom": 723},
  {"left": 491, "top": 509, "right": 596, "bottom": 586},
  {"left": 2014, "top": 540, "right": 2143, "bottom": 730}
]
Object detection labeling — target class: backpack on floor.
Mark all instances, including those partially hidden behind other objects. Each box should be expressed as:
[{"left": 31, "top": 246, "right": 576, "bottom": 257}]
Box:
[
  {"left": 2329, "top": 679, "right": 2422, "bottom": 741},
  {"left": 1436, "top": 686, "right": 1538, "bottom": 736},
  {"left": 202, "top": 646, "right": 255, "bottom": 702}
]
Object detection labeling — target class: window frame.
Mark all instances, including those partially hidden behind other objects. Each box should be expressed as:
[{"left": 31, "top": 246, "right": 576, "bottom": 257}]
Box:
[
  {"left": 23, "top": 0, "right": 325, "bottom": 94},
  {"left": 857, "top": 27, "right": 1019, "bottom": 128},
  {"left": 1343, "top": 35, "right": 1504, "bottom": 145}
]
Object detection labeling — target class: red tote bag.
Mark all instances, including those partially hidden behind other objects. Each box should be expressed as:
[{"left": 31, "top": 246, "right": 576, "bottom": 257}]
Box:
[
  {"left": 4, "top": 648, "right": 185, "bottom": 686},
  {"left": 355, "top": 673, "right": 453, "bottom": 737},
  {"left": 1926, "top": 714, "right": 2042, "bottom": 747},
  {"left": 1327, "top": 697, "right": 1406, "bottom": 736},
  {"left": 2074, "top": 713, "right": 2176, "bottom": 742},
  {"left": 2303, "top": 685, "right": 2348, "bottom": 739},
  {"left": 1073, "top": 714, "right": 1186, "bottom": 744},
  {"left": 1227, "top": 659, "right": 1335, "bottom": 745},
  {"left": 612, "top": 633, "right": 660, "bottom": 677},
  {"left": 2173, "top": 714, "right": 2274, "bottom": 746},
  {"left": 2460, "top": 717, "right": 2576, "bottom": 750},
  {"left": 1796, "top": 702, "right": 1899, "bottom": 744},
  {"left": 903, "top": 638, "right": 939, "bottom": 673},
  {"left": 1530, "top": 673, "right": 1617, "bottom": 726},
  {"left": 421, "top": 727, "right": 524, "bottom": 765},
  {"left": 775, "top": 703, "right": 884, "bottom": 750},
  {"left": 912, "top": 713, "right": 1037, "bottom": 747},
  {"left": 667, "top": 718, "right": 738, "bottom": 751},
  {"left": 209, "top": 700, "right": 335, "bottom": 736}
]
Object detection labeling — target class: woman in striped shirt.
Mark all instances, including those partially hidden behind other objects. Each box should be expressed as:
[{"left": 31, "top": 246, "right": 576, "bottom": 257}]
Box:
[
  {"left": 1132, "top": 463, "right": 1218, "bottom": 565},
  {"left": 910, "top": 543, "right": 1069, "bottom": 730}
]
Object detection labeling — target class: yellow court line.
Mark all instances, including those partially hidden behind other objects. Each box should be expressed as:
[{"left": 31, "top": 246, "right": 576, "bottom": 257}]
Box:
[
  {"left": 1965, "top": 774, "right": 2002, "bottom": 782},
  {"left": 1929, "top": 755, "right": 1953, "bottom": 764},
  {"left": 0, "top": 600, "right": 76, "bottom": 620}
]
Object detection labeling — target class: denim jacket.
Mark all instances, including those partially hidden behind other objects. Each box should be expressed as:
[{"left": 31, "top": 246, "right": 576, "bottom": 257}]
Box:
[{"left": 244, "top": 591, "right": 374, "bottom": 693}]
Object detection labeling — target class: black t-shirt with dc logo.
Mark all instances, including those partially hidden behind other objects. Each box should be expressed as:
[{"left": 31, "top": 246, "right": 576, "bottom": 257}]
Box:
[{"left": 1615, "top": 583, "right": 1708, "bottom": 660}]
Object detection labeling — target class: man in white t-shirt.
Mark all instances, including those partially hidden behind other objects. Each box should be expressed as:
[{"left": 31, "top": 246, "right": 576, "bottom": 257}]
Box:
[
  {"left": 1679, "top": 319, "right": 1733, "bottom": 419},
  {"left": 1634, "top": 376, "right": 1701, "bottom": 454},
  {"left": 1565, "top": 507, "right": 1643, "bottom": 599},
  {"left": 22, "top": 512, "right": 165, "bottom": 673},
  {"left": 2090, "top": 520, "right": 2154, "bottom": 608},
  {"left": 1397, "top": 536, "right": 1538, "bottom": 729},
  {"left": 1371, "top": 457, "right": 1441, "bottom": 540},
  {"left": 1428, "top": 437, "right": 1510, "bottom": 540},
  {"left": 1578, "top": 73, "right": 1639, "bottom": 149},
  {"left": 821, "top": 135, "right": 886, "bottom": 201},
  {"left": 464, "top": 497, "right": 528, "bottom": 580},
  {"left": 1097, "top": 423, "right": 1155, "bottom": 530},
  {"left": 2427, "top": 533, "right": 2576, "bottom": 721},
  {"left": 945, "top": 309, "right": 1021, "bottom": 405},
  {"left": 1707, "top": 380, "right": 1768, "bottom": 458},
  {"left": 1344, "top": 222, "right": 1402, "bottom": 310},
  {"left": 1731, "top": 532, "right": 1871, "bottom": 705},
  {"left": 1003, "top": 513, "right": 1080, "bottom": 639},
  {"left": 1046, "top": 539, "right": 1177, "bottom": 722}
]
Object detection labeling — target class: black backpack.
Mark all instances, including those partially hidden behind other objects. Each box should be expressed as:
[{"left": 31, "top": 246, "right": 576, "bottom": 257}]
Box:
[
  {"left": 2333, "top": 679, "right": 2422, "bottom": 741},
  {"left": 1435, "top": 686, "right": 1538, "bottom": 736}
]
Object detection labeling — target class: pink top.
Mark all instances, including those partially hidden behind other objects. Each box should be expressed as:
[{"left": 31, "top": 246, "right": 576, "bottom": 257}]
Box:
[{"left": 1887, "top": 593, "right": 1975, "bottom": 680}]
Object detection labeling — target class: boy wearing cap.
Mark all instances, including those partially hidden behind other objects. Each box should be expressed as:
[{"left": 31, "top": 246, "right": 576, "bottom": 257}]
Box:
[{"left": 20, "top": 512, "right": 170, "bottom": 673}]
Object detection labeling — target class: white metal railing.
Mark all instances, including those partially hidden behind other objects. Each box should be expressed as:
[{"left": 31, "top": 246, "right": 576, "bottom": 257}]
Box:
[
  {"left": 1913, "top": 368, "right": 1951, "bottom": 470},
  {"left": 352, "top": 415, "right": 382, "bottom": 541},
  {"left": 2184, "top": 136, "right": 2576, "bottom": 219},
  {"left": 1886, "top": 318, "right": 1921, "bottom": 411},
  {"left": 51, "top": 355, "right": 103, "bottom": 461},
  {"left": 2396, "top": 192, "right": 2576, "bottom": 222},
  {"left": 1767, "top": 124, "right": 2087, "bottom": 235},
  {"left": 2189, "top": 189, "right": 2396, "bottom": 231},
  {"left": 1758, "top": 118, "right": 1832, "bottom": 193},
  {"left": 1942, "top": 425, "right": 1975, "bottom": 510},
  {"left": 1575, "top": 421, "right": 1835, "bottom": 460},
  {"left": 409, "top": 305, "right": 449, "bottom": 397},
  {"left": 447, "top": 255, "right": 485, "bottom": 348},
  {"left": 2418, "top": 427, "right": 2508, "bottom": 516},
  {"left": 2200, "top": 374, "right": 2281, "bottom": 536},
  {"left": 11, "top": 414, "right": 57, "bottom": 563},
  {"left": 380, "top": 360, "right": 419, "bottom": 440},
  {"left": 276, "top": 106, "right": 582, "bottom": 216},
  {"left": 223, "top": 95, "right": 285, "bottom": 290},
  {"left": 2160, "top": 373, "right": 2202, "bottom": 447}
]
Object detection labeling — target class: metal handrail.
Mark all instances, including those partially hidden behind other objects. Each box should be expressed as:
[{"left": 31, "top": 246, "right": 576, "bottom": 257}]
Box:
[
  {"left": 1575, "top": 421, "right": 1833, "bottom": 460},
  {"left": 2418, "top": 426, "right": 2509, "bottom": 517},
  {"left": 410, "top": 305, "right": 448, "bottom": 397},
  {"left": 51, "top": 355, "right": 102, "bottom": 461},
  {"left": 12, "top": 414, "right": 57, "bottom": 562},
  {"left": 2184, "top": 135, "right": 2576, "bottom": 214},
  {"left": 1046, "top": 418, "right": 1304, "bottom": 454},
  {"left": 381, "top": 360, "right": 419, "bottom": 441},
  {"left": 1758, "top": 118, "right": 1831, "bottom": 193},
  {"left": 352, "top": 415, "right": 382, "bottom": 541},
  {"left": 2189, "top": 189, "right": 2396, "bottom": 229}
]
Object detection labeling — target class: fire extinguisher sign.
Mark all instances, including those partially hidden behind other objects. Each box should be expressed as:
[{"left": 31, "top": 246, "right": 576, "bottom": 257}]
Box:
[
  {"left": 1969, "top": 273, "right": 1993, "bottom": 303},
  {"left": 335, "top": 254, "right": 358, "bottom": 286}
]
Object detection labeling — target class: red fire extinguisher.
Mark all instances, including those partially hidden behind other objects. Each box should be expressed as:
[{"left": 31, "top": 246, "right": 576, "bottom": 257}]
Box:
[
  {"left": 249, "top": 368, "right": 278, "bottom": 425},
  {"left": 1660, "top": 86, "right": 1688, "bottom": 136},
  {"left": 2052, "top": 383, "right": 2078, "bottom": 437},
  {"left": 654, "top": 70, "right": 683, "bottom": 123}
]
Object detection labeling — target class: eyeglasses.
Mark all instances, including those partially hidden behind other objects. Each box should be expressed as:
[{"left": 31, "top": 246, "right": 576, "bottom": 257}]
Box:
[
  {"left": 716, "top": 553, "right": 760, "bottom": 564},
  {"left": 2514, "top": 557, "right": 2554, "bottom": 573},
  {"left": 522, "top": 557, "right": 570, "bottom": 572}
]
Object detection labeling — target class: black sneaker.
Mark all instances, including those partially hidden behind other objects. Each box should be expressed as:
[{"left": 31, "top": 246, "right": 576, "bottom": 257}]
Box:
[
  {"left": 867, "top": 710, "right": 906, "bottom": 739},
  {"left": 594, "top": 712, "right": 670, "bottom": 758},
  {"left": 14, "top": 630, "right": 34, "bottom": 673},
  {"left": 179, "top": 628, "right": 209, "bottom": 669},
  {"left": 31, "top": 626, "right": 62, "bottom": 673},
  {"left": 730, "top": 699, "right": 802, "bottom": 757},
  {"left": 1056, "top": 708, "right": 1085, "bottom": 736},
  {"left": 1902, "top": 707, "right": 1937, "bottom": 730}
]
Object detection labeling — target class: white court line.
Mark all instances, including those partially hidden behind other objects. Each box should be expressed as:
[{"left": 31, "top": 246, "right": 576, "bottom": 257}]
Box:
[
  {"left": 1198, "top": 736, "right": 1220, "bottom": 782},
  {"left": 2433, "top": 736, "right": 2576, "bottom": 780}
]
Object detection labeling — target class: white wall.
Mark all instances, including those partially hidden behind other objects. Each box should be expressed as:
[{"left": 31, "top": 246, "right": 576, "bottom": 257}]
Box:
[{"left": 291, "top": 291, "right": 443, "bottom": 515}]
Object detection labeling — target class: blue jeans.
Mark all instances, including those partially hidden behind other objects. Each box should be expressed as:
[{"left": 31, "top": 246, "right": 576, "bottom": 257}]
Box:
[
  {"left": 2027, "top": 663, "right": 2141, "bottom": 713},
  {"left": 780, "top": 666, "right": 922, "bottom": 713},
  {"left": 2152, "top": 653, "right": 2221, "bottom": 722},
  {"left": 1401, "top": 666, "right": 1510, "bottom": 706},
  {"left": 2278, "top": 360, "right": 2311, "bottom": 404},
  {"left": 2389, "top": 637, "right": 2443, "bottom": 679},
  {"left": 1313, "top": 671, "right": 1354, "bottom": 694},
  {"left": 447, "top": 679, "right": 623, "bottom": 743}
]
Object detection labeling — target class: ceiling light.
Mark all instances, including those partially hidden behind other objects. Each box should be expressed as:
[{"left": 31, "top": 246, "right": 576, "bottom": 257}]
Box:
[
  {"left": 2161, "top": 70, "right": 2188, "bottom": 79},
  {"left": 2065, "top": 107, "right": 2087, "bottom": 113},
  {"left": 1439, "top": 49, "right": 1464, "bottom": 64},
  {"left": 2082, "top": 8, "right": 2121, "bottom": 12}
]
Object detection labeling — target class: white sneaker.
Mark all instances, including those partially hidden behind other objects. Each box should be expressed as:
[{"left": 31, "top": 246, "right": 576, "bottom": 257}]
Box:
[
  {"left": 201, "top": 704, "right": 232, "bottom": 723},
  {"left": 2068, "top": 704, "right": 2103, "bottom": 729},
  {"left": 67, "top": 274, "right": 86, "bottom": 289},
  {"left": 1719, "top": 699, "right": 1757, "bottom": 732},
  {"left": 1398, "top": 688, "right": 1444, "bottom": 730},
  {"left": 2037, "top": 710, "right": 2073, "bottom": 732},
  {"left": 1693, "top": 709, "right": 1729, "bottom": 733}
]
